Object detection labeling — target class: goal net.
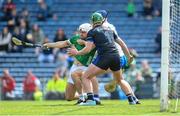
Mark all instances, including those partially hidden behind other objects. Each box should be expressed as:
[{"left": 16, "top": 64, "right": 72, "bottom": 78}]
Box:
[
  {"left": 161, "top": 0, "right": 180, "bottom": 112},
  {"left": 168, "top": 0, "right": 180, "bottom": 112}
]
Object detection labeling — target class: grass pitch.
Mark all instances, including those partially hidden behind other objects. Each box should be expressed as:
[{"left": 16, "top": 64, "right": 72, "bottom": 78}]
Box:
[{"left": 0, "top": 99, "right": 179, "bottom": 115}]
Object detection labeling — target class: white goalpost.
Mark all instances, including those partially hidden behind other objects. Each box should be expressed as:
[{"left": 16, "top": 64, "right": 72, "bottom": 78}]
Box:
[
  {"left": 161, "top": 0, "right": 180, "bottom": 112},
  {"left": 160, "top": 0, "right": 170, "bottom": 112}
]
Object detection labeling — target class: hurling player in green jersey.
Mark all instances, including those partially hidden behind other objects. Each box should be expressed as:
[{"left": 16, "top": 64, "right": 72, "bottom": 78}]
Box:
[{"left": 43, "top": 23, "right": 100, "bottom": 105}]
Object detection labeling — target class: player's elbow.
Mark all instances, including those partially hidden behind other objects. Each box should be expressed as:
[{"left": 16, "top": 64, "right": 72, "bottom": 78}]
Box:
[
  {"left": 80, "top": 48, "right": 91, "bottom": 55},
  {"left": 85, "top": 45, "right": 94, "bottom": 53},
  {"left": 84, "top": 43, "right": 94, "bottom": 53}
]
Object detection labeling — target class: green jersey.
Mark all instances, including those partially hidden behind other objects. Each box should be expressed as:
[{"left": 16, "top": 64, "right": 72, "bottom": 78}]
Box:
[{"left": 68, "top": 34, "right": 96, "bottom": 66}]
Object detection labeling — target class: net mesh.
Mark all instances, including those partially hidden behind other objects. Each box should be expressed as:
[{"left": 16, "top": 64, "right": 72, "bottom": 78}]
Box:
[{"left": 169, "top": 0, "right": 180, "bottom": 112}]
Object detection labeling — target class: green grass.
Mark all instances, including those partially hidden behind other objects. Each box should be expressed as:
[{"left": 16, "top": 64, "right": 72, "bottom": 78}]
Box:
[{"left": 0, "top": 99, "right": 179, "bottom": 115}]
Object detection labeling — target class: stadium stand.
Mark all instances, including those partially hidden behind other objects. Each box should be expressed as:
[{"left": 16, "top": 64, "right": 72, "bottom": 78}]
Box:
[{"left": 0, "top": 0, "right": 161, "bottom": 99}]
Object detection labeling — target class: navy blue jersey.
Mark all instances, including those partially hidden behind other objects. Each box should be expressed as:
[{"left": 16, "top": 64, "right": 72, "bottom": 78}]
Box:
[{"left": 87, "top": 25, "right": 119, "bottom": 56}]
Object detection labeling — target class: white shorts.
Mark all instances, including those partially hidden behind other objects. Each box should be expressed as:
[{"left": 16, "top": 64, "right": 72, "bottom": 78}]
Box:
[{"left": 67, "top": 64, "right": 88, "bottom": 84}]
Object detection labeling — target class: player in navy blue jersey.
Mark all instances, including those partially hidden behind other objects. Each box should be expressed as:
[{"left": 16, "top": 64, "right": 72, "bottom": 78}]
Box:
[{"left": 95, "top": 10, "right": 140, "bottom": 104}]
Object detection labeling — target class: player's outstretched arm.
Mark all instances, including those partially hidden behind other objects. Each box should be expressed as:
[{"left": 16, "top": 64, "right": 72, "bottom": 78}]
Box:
[
  {"left": 68, "top": 41, "right": 95, "bottom": 56},
  {"left": 43, "top": 41, "right": 70, "bottom": 48}
]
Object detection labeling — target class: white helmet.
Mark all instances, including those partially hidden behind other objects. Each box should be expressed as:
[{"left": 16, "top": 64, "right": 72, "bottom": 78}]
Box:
[{"left": 78, "top": 23, "right": 92, "bottom": 32}]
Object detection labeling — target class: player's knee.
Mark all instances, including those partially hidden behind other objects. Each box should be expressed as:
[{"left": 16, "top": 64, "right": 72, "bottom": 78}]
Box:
[
  {"left": 71, "top": 72, "right": 77, "bottom": 78},
  {"left": 71, "top": 72, "right": 81, "bottom": 82},
  {"left": 71, "top": 71, "right": 81, "bottom": 79},
  {"left": 65, "top": 94, "right": 73, "bottom": 101},
  {"left": 115, "top": 79, "right": 120, "bottom": 84},
  {"left": 65, "top": 91, "right": 73, "bottom": 101},
  {"left": 82, "top": 72, "right": 91, "bottom": 79},
  {"left": 115, "top": 77, "right": 124, "bottom": 84}
]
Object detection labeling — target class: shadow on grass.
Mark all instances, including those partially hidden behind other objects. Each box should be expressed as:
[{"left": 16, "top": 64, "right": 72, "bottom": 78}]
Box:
[
  {"left": 33, "top": 104, "right": 74, "bottom": 107},
  {"left": 33, "top": 103, "right": 105, "bottom": 107}
]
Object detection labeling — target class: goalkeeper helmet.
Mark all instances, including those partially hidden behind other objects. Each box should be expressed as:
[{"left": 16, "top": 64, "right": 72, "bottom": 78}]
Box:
[
  {"left": 91, "top": 12, "right": 104, "bottom": 26},
  {"left": 78, "top": 23, "right": 92, "bottom": 32}
]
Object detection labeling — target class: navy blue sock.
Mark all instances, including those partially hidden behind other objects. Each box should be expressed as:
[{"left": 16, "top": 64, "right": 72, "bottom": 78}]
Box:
[
  {"left": 126, "top": 94, "right": 134, "bottom": 102},
  {"left": 87, "top": 93, "right": 94, "bottom": 101},
  {"left": 94, "top": 94, "right": 100, "bottom": 101}
]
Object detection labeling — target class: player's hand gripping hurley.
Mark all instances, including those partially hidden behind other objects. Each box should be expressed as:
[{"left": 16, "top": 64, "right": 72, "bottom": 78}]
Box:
[{"left": 12, "top": 37, "right": 49, "bottom": 49}]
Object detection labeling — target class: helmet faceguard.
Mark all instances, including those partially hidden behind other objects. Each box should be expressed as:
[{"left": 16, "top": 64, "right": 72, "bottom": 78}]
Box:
[{"left": 91, "top": 12, "right": 104, "bottom": 27}]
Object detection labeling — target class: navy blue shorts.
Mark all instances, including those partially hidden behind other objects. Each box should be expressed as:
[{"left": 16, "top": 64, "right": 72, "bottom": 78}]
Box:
[{"left": 92, "top": 55, "right": 128, "bottom": 71}]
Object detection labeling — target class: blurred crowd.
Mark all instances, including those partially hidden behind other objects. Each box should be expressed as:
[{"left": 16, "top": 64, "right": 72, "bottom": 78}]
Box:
[
  {"left": 0, "top": 68, "right": 66, "bottom": 100},
  {"left": 126, "top": 0, "right": 162, "bottom": 19}
]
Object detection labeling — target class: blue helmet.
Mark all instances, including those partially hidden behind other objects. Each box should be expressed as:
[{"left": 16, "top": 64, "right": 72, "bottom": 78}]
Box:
[{"left": 95, "top": 10, "right": 108, "bottom": 19}]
